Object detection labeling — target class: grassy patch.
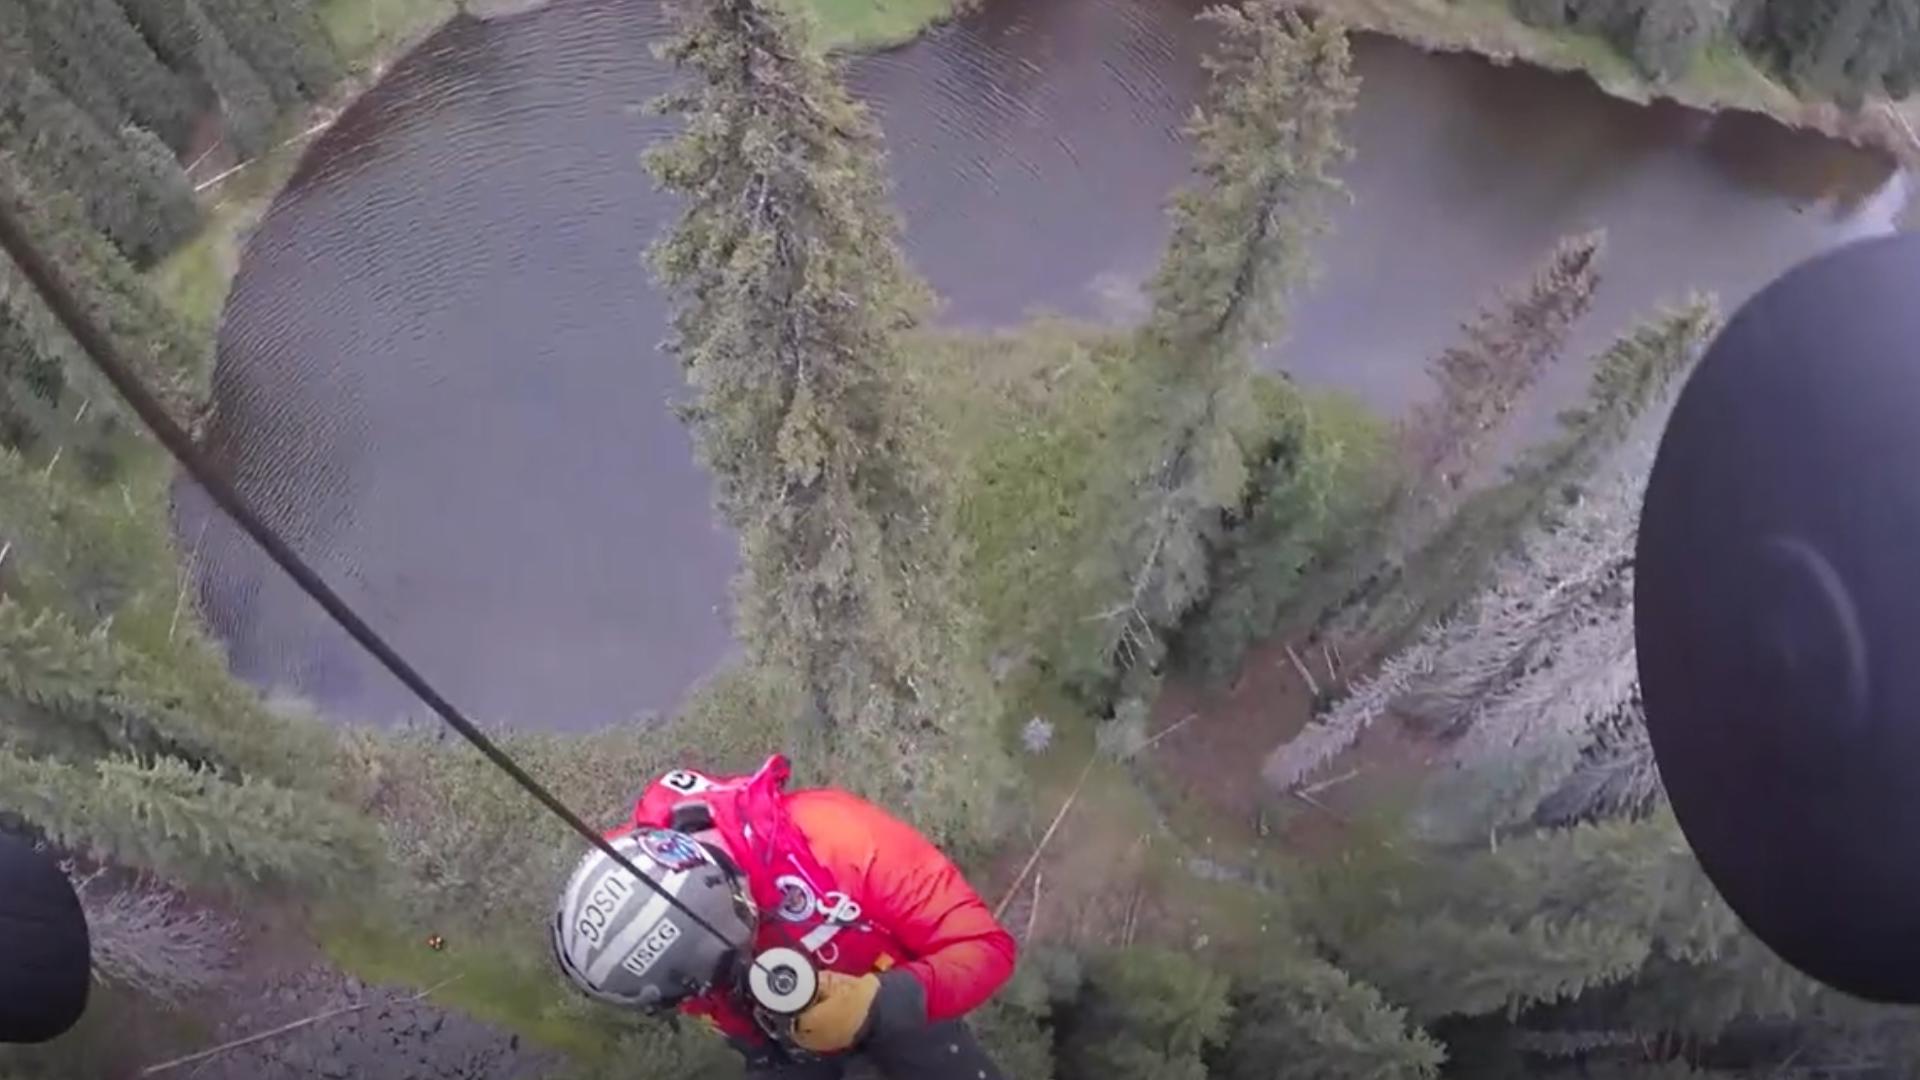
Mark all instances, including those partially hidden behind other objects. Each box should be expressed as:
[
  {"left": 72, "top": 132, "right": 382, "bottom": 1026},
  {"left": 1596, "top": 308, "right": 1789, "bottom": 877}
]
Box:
[
  {"left": 144, "top": 133, "right": 307, "bottom": 344},
  {"left": 318, "top": 0, "right": 459, "bottom": 75},
  {"left": 144, "top": 230, "right": 236, "bottom": 348},
  {"left": 920, "top": 322, "right": 1155, "bottom": 686},
  {"left": 1531, "top": 26, "right": 1641, "bottom": 94},
  {"left": 314, "top": 908, "right": 618, "bottom": 1061},
  {"left": 1686, "top": 39, "right": 1797, "bottom": 110},
  {"left": 144, "top": 178, "right": 281, "bottom": 347},
  {"left": 799, "top": 0, "right": 956, "bottom": 50}
]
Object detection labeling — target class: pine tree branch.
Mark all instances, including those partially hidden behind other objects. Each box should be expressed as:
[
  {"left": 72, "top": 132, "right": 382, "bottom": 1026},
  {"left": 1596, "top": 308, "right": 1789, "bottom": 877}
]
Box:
[{"left": 0, "top": 745, "right": 374, "bottom": 889}]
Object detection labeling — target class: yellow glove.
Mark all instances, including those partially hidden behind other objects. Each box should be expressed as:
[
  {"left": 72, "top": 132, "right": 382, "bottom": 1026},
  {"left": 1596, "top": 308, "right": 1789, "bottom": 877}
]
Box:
[{"left": 791, "top": 971, "right": 882, "bottom": 1054}]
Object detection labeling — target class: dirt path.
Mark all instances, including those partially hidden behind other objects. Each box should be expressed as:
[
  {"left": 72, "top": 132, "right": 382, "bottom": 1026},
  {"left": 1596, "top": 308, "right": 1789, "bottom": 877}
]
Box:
[{"left": 1149, "top": 637, "right": 1432, "bottom": 832}]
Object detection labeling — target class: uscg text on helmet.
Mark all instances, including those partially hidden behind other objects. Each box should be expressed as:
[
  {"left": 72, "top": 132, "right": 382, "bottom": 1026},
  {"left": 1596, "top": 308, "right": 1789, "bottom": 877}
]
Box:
[{"left": 576, "top": 874, "right": 634, "bottom": 944}]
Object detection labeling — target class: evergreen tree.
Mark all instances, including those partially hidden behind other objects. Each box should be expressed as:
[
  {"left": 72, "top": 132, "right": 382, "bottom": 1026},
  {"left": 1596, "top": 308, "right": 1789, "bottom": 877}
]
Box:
[
  {"left": 1059, "top": 948, "right": 1232, "bottom": 1080},
  {"left": 1267, "top": 302, "right": 1716, "bottom": 820},
  {"left": 0, "top": 268, "right": 141, "bottom": 487},
  {"left": 1180, "top": 384, "right": 1395, "bottom": 681},
  {"left": 116, "top": 0, "right": 278, "bottom": 157},
  {"left": 1513, "top": 939, "right": 1920, "bottom": 1074},
  {"left": 1740, "top": 0, "right": 1920, "bottom": 102},
  {"left": 1366, "top": 297, "right": 1713, "bottom": 647},
  {"left": 0, "top": 746, "right": 375, "bottom": 889},
  {"left": 1512, "top": 0, "right": 1724, "bottom": 81},
  {"left": 1404, "top": 464, "right": 1644, "bottom": 841},
  {"left": 647, "top": 0, "right": 1007, "bottom": 849},
  {"left": 1097, "top": 2, "right": 1356, "bottom": 677},
  {"left": 0, "top": 598, "right": 341, "bottom": 789},
  {"left": 0, "top": 603, "right": 175, "bottom": 763},
  {"left": 11, "top": 0, "right": 198, "bottom": 151},
  {"left": 0, "top": 53, "right": 199, "bottom": 266},
  {"left": 1517, "top": 0, "right": 1920, "bottom": 99},
  {"left": 0, "top": 0, "right": 124, "bottom": 140},
  {"left": 0, "top": 153, "right": 187, "bottom": 478},
  {"left": 1395, "top": 231, "right": 1603, "bottom": 554},
  {"left": 1573, "top": 933, "right": 1826, "bottom": 1048},
  {"left": 1318, "top": 816, "right": 1736, "bottom": 1024},
  {"left": 1324, "top": 232, "right": 1611, "bottom": 656},
  {"left": 0, "top": 149, "right": 204, "bottom": 422},
  {"left": 0, "top": 148, "right": 364, "bottom": 901},
  {"left": 195, "top": 0, "right": 339, "bottom": 107},
  {"left": 1144, "top": 4, "right": 1357, "bottom": 364},
  {"left": 1218, "top": 951, "right": 1445, "bottom": 1080},
  {"left": 970, "top": 955, "right": 1070, "bottom": 1080},
  {"left": 0, "top": 443, "right": 175, "bottom": 625},
  {"left": 1510, "top": 298, "right": 1716, "bottom": 506},
  {"left": 1284, "top": 802, "right": 1920, "bottom": 1075},
  {"left": 0, "top": 456, "right": 358, "bottom": 798},
  {"left": 1626, "top": 0, "right": 1721, "bottom": 80},
  {"left": 0, "top": 299, "right": 68, "bottom": 457}
]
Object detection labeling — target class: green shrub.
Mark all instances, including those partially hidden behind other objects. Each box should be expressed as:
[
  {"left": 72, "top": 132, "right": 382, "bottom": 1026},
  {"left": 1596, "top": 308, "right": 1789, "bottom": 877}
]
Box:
[
  {"left": 550, "top": 1013, "right": 744, "bottom": 1080},
  {"left": 1059, "top": 948, "right": 1232, "bottom": 1080},
  {"left": 352, "top": 664, "right": 804, "bottom": 938},
  {"left": 1218, "top": 951, "right": 1443, "bottom": 1080},
  {"left": 970, "top": 953, "right": 1071, "bottom": 1080},
  {"left": 921, "top": 322, "right": 1151, "bottom": 692},
  {"left": 1180, "top": 382, "right": 1396, "bottom": 681}
]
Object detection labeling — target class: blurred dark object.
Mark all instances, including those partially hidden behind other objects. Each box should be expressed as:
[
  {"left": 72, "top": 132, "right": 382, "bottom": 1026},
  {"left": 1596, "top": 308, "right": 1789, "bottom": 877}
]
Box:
[
  {"left": 1638, "top": 233, "right": 1920, "bottom": 1004},
  {"left": 0, "top": 831, "right": 90, "bottom": 1042}
]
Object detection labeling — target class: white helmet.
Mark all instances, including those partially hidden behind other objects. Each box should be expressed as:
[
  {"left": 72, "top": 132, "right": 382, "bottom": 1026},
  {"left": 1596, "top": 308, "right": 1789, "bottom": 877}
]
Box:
[{"left": 551, "top": 829, "right": 756, "bottom": 1009}]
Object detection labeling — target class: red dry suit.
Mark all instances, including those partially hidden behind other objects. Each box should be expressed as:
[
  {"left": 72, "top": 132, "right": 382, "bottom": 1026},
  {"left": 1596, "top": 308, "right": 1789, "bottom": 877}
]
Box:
[{"left": 607, "top": 755, "right": 1015, "bottom": 1042}]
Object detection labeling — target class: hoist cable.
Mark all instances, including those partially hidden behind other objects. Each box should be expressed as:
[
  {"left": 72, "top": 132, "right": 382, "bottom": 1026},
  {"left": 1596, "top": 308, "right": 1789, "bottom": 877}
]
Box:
[{"left": 0, "top": 198, "right": 764, "bottom": 968}]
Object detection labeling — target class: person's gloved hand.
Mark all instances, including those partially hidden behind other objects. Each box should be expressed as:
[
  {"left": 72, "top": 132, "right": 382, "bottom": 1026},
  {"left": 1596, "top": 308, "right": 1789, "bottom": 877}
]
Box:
[{"left": 792, "top": 971, "right": 882, "bottom": 1053}]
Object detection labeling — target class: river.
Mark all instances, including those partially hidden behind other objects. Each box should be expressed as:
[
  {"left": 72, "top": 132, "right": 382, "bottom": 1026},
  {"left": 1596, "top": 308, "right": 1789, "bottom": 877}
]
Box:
[{"left": 182, "top": 0, "right": 1904, "bottom": 730}]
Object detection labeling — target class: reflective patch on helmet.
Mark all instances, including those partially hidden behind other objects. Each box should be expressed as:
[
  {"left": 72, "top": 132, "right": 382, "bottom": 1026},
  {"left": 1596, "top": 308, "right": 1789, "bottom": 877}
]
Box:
[
  {"left": 619, "top": 920, "right": 683, "bottom": 979},
  {"left": 774, "top": 874, "right": 815, "bottom": 923},
  {"left": 585, "top": 870, "right": 689, "bottom": 985},
  {"left": 639, "top": 829, "right": 707, "bottom": 873},
  {"left": 574, "top": 872, "right": 634, "bottom": 947}
]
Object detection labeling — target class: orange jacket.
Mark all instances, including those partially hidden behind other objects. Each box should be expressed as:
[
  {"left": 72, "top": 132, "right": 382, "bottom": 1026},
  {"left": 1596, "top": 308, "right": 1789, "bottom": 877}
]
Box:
[{"left": 612, "top": 757, "right": 1015, "bottom": 1037}]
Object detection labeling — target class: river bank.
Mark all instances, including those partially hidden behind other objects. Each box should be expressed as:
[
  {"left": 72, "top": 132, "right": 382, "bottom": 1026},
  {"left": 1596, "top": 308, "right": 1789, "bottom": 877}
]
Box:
[
  {"left": 146, "top": 0, "right": 459, "bottom": 344},
  {"left": 834, "top": 0, "right": 1920, "bottom": 162},
  {"left": 1311, "top": 0, "right": 1920, "bottom": 164},
  {"left": 144, "top": 0, "right": 1918, "bottom": 344},
  {"left": 143, "top": 0, "right": 959, "bottom": 350}
]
